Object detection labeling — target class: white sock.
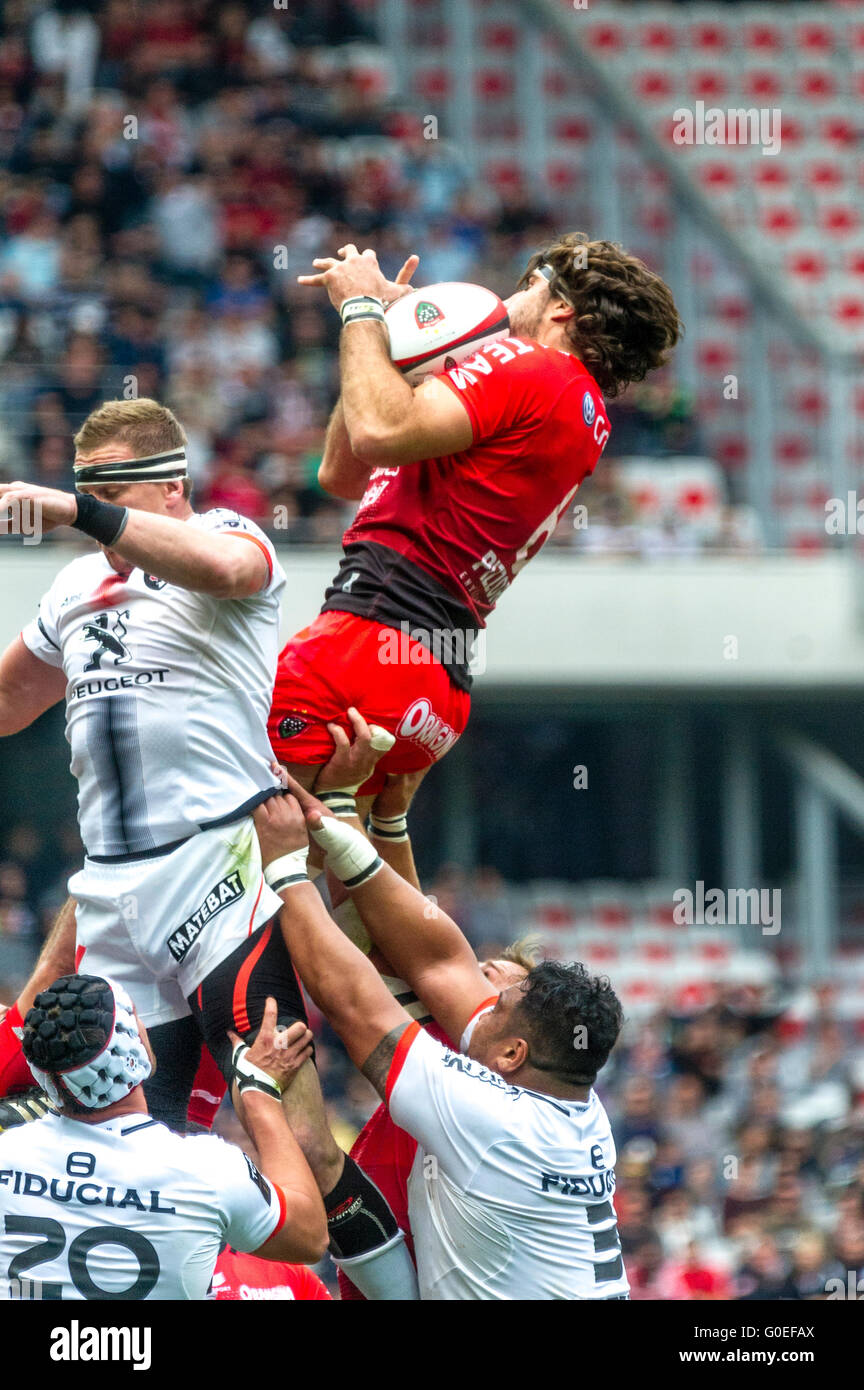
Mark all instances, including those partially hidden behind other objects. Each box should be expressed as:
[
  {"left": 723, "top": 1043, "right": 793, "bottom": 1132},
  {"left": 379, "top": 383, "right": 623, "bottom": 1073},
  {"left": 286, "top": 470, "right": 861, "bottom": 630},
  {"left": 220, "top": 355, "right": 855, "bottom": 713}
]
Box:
[{"left": 335, "top": 1230, "right": 420, "bottom": 1301}]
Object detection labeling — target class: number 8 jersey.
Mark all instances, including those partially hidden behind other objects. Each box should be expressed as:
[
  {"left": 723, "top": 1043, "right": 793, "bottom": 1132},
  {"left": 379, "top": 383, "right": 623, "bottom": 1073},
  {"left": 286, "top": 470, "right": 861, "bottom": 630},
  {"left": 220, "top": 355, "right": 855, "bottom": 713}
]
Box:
[
  {"left": 0, "top": 1111, "right": 283, "bottom": 1300},
  {"left": 20, "top": 510, "right": 286, "bottom": 860}
]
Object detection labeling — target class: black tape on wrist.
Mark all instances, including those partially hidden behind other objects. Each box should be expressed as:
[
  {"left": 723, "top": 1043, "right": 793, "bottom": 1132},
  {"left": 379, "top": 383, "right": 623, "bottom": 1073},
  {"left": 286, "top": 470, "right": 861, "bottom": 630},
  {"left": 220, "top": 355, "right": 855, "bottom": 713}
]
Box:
[{"left": 73, "top": 491, "right": 130, "bottom": 546}]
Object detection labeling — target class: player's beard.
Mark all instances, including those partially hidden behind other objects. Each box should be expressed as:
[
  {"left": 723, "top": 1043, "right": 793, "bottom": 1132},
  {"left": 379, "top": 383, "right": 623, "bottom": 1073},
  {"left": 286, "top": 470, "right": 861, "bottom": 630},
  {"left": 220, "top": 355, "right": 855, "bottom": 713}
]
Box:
[{"left": 507, "top": 295, "right": 546, "bottom": 340}]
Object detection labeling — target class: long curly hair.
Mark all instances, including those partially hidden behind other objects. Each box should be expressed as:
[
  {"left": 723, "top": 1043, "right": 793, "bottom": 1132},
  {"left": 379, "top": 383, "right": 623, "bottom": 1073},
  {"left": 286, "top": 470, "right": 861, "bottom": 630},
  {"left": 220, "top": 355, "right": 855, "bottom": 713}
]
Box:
[{"left": 519, "top": 232, "right": 682, "bottom": 397}]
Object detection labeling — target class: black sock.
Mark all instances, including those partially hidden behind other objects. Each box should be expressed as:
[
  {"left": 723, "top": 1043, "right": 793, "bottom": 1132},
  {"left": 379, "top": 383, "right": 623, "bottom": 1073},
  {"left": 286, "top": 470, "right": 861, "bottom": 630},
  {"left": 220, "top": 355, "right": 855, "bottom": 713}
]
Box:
[{"left": 323, "top": 1155, "right": 400, "bottom": 1260}]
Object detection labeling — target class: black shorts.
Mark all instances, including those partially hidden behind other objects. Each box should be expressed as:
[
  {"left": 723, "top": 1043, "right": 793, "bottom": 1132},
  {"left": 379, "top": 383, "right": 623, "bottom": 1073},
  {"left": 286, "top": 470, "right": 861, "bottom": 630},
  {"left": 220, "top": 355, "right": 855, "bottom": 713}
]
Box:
[{"left": 188, "top": 915, "right": 308, "bottom": 1079}]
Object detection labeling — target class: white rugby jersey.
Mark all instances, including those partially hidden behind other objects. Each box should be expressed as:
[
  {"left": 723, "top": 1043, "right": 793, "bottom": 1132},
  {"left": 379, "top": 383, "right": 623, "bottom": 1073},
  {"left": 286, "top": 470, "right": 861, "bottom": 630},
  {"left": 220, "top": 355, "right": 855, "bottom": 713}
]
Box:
[
  {"left": 0, "top": 1112, "right": 282, "bottom": 1300},
  {"left": 21, "top": 510, "right": 286, "bottom": 859},
  {"left": 387, "top": 1013, "right": 629, "bottom": 1301}
]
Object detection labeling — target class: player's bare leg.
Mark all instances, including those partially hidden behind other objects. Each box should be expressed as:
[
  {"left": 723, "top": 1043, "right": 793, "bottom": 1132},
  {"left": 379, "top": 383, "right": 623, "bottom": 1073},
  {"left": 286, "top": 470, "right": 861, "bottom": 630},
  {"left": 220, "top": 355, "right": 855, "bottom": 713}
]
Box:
[
  {"left": 0, "top": 895, "right": 77, "bottom": 1095},
  {"left": 278, "top": 1055, "right": 344, "bottom": 1194}
]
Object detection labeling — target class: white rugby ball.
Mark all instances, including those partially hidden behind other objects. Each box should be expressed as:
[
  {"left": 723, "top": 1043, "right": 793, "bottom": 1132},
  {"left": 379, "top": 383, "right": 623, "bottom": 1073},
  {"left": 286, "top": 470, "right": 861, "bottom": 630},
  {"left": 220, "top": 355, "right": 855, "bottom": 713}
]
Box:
[{"left": 386, "top": 282, "right": 510, "bottom": 384}]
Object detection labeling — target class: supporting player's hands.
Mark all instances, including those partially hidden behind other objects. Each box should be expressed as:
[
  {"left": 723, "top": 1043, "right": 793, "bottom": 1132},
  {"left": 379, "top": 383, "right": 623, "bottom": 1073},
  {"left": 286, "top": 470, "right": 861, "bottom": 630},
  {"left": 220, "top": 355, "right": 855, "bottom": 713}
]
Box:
[
  {"left": 316, "top": 706, "right": 393, "bottom": 792},
  {"left": 298, "top": 243, "right": 419, "bottom": 311},
  {"left": 253, "top": 793, "right": 310, "bottom": 866},
  {"left": 228, "top": 996, "right": 314, "bottom": 1097},
  {"left": 280, "top": 772, "right": 332, "bottom": 835},
  {"left": 0, "top": 480, "right": 77, "bottom": 532}
]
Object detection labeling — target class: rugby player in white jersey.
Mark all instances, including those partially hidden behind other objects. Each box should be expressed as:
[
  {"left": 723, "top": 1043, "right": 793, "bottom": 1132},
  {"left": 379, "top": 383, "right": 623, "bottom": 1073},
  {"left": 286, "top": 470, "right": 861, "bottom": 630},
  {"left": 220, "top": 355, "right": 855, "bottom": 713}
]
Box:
[
  {"left": 0, "top": 399, "right": 419, "bottom": 1300},
  {"left": 255, "top": 780, "right": 630, "bottom": 1301},
  {"left": 0, "top": 975, "right": 326, "bottom": 1299}
]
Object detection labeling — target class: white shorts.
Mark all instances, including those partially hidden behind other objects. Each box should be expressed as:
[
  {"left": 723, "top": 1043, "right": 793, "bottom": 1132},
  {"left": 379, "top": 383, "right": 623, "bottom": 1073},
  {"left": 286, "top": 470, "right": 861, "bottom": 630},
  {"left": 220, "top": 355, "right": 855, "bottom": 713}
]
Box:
[{"left": 69, "top": 817, "right": 284, "bottom": 1028}]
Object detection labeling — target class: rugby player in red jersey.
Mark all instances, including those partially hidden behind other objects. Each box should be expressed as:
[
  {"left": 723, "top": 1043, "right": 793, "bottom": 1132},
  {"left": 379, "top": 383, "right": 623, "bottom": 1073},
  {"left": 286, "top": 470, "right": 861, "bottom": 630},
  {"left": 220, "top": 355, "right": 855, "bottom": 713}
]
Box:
[
  {"left": 269, "top": 232, "right": 681, "bottom": 818},
  {"left": 212, "top": 1246, "right": 332, "bottom": 1301}
]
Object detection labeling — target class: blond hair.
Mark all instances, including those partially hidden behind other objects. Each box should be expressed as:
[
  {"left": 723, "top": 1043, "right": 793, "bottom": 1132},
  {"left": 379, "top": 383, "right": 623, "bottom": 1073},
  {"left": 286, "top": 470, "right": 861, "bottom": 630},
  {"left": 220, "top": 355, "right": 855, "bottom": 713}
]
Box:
[
  {"left": 500, "top": 935, "right": 543, "bottom": 974},
  {"left": 74, "top": 398, "right": 187, "bottom": 459}
]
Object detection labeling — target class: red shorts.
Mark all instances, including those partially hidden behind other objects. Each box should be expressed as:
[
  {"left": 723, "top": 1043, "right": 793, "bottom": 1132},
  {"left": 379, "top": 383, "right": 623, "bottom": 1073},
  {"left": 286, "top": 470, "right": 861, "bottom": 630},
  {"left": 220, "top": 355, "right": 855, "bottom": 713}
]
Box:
[{"left": 268, "top": 611, "right": 471, "bottom": 795}]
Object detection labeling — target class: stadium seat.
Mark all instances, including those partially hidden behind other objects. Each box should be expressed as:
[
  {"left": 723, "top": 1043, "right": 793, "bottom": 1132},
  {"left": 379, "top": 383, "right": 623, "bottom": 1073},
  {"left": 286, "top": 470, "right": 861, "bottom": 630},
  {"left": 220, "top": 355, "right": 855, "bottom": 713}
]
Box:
[
  {"left": 581, "top": 16, "right": 628, "bottom": 60},
  {"left": 687, "top": 16, "right": 733, "bottom": 57},
  {"left": 631, "top": 69, "right": 676, "bottom": 103},
  {"left": 741, "top": 17, "right": 786, "bottom": 56},
  {"left": 738, "top": 65, "right": 788, "bottom": 103},
  {"left": 794, "top": 19, "right": 839, "bottom": 59},
  {"left": 795, "top": 68, "right": 840, "bottom": 102}
]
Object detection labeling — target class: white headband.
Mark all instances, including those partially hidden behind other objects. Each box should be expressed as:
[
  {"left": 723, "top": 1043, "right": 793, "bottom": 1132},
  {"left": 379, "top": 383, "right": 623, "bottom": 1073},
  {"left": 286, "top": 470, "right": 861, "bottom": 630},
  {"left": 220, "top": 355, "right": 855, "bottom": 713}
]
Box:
[{"left": 74, "top": 448, "right": 188, "bottom": 486}]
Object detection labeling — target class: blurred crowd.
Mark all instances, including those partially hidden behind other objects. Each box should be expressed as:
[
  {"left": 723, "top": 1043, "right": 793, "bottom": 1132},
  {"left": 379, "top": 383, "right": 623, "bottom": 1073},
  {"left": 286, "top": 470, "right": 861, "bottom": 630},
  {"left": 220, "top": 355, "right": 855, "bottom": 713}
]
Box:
[
  {"left": 0, "top": 0, "right": 753, "bottom": 552},
  {"left": 2, "top": 815, "right": 863, "bottom": 1301}
]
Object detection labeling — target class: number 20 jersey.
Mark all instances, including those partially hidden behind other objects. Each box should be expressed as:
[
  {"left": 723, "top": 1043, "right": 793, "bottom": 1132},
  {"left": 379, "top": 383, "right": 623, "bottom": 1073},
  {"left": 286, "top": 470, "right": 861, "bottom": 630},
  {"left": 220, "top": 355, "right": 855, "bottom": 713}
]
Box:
[
  {"left": 0, "top": 1112, "right": 282, "bottom": 1300},
  {"left": 20, "top": 510, "right": 285, "bottom": 860}
]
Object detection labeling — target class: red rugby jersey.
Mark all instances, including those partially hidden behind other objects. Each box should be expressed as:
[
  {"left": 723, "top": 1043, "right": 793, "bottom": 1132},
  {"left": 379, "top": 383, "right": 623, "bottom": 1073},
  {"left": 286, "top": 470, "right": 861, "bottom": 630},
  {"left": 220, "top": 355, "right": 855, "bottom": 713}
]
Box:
[
  {"left": 212, "top": 1247, "right": 332, "bottom": 1301},
  {"left": 340, "top": 337, "right": 609, "bottom": 625}
]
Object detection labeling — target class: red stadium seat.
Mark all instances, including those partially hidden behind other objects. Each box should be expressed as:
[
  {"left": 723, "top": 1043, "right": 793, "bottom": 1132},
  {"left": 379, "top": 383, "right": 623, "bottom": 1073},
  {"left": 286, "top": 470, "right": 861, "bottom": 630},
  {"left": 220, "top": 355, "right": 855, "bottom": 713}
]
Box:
[
  {"left": 742, "top": 19, "right": 786, "bottom": 56},
  {"left": 843, "top": 243, "right": 864, "bottom": 281},
  {"left": 830, "top": 292, "right": 864, "bottom": 334},
  {"left": 758, "top": 204, "right": 802, "bottom": 239},
  {"left": 637, "top": 19, "right": 679, "bottom": 55},
  {"left": 803, "top": 157, "right": 847, "bottom": 195},
  {"left": 475, "top": 68, "right": 514, "bottom": 99},
  {"left": 688, "top": 68, "right": 731, "bottom": 102},
  {"left": 479, "top": 22, "right": 518, "bottom": 53},
  {"left": 752, "top": 159, "right": 792, "bottom": 194},
  {"left": 582, "top": 18, "right": 628, "bottom": 59},
  {"left": 545, "top": 160, "right": 582, "bottom": 192},
  {"left": 632, "top": 69, "right": 675, "bottom": 103},
  {"left": 740, "top": 66, "right": 785, "bottom": 103},
  {"left": 784, "top": 385, "right": 827, "bottom": 425},
  {"left": 482, "top": 158, "right": 522, "bottom": 190},
  {"left": 414, "top": 67, "right": 450, "bottom": 100},
  {"left": 542, "top": 64, "right": 568, "bottom": 99},
  {"left": 552, "top": 114, "right": 594, "bottom": 142},
  {"left": 795, "top": 20, "right": 839, "bottom": 57},
  {"left": 774, "top": 113, "right": 807, "bottom": 148},
  {"left": 819, "top": 111, "right": 857, "bottom": 148},
  {"left": 713, "top": 434, "right": 749, "bottom": 469},
  {"left": 818, "top": 202, "right": 861, "bottom": 237},
  {"left": 795, "top": 68, "right": 840, "bottom": 102},
  {"left": 774, "top": 434, "right": 811, "bottom": 467},
  {"left": 695, "top": 161, "right": 740, "bottom": 195},
  {"left": 688, "top": 18, "right": 733, "bottom": 56}
]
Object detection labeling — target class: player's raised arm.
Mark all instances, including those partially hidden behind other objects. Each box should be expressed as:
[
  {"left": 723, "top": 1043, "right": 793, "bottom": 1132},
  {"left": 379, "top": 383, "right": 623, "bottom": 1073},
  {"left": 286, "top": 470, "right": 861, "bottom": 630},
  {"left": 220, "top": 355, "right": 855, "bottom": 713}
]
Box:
[
  {"left": 280, "top": 777, "right": 494, "bottom": 1048},
  {"left": 0, "top": 478, "right": 270, "bottom": 599},
  {"left": 0, "top": 634, "right": 67, "bottom": 735},
  {"left": 301, "top": 244, "right": 473, "bottom": 469},
  {"left": 318, "top": 399, "right": 374, "bottom": 501},
  {"left": 252, "top": 796, "right": 416, "bottom": 1096}
]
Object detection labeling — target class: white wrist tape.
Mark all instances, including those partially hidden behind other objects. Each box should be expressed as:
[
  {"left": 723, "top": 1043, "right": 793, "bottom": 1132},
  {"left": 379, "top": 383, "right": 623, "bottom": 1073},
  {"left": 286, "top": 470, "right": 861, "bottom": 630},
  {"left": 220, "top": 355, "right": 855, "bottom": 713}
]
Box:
[
  {"left": 369, "top": 811, "right": 409, "bottom": 843},
  {"left": 264, "top": 848, "right": 309, "bottom": 894},
  {"left": 230, "top": 1041, "right": 282, "bottom": 1101},
  {"left": 340, "top": 295, "right": 386, "bottom": 326},
  {"left": 309, "top": 816, "right": 384, "bottom": 887}
]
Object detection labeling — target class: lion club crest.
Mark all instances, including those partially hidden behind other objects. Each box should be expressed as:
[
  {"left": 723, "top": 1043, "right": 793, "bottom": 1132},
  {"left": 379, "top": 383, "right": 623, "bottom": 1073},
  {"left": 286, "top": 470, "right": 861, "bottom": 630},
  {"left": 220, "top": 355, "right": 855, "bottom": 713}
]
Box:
[{"left": 415, "top": 300, "right": 444, "bottom": 328}]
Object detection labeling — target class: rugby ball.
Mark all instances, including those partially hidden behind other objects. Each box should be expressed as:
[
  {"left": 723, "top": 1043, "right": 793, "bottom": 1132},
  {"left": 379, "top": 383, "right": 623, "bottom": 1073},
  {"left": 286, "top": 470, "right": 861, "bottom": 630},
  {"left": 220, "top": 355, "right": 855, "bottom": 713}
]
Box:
[{"left": 386, "top": 282, "right": 510, "bottom": 384}]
